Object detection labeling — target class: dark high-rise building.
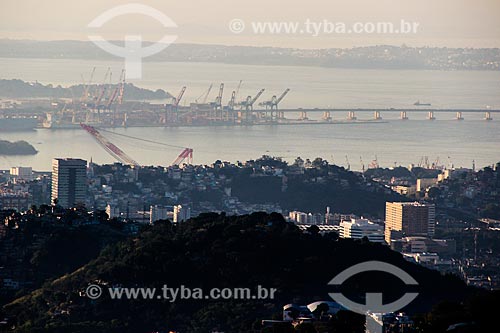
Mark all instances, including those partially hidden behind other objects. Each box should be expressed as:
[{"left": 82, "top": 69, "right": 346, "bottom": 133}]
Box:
[{"left": 51, "top": 158, "right": 87, "bottom": 208}]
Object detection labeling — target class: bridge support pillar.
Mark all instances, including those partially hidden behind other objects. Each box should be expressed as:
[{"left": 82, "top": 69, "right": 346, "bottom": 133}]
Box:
[
  {"left": 400, "top": 111, "right": 408, "bottom": 120},
  {"left": 299, "top": 111, "right": 308, "bottom": 120},
  {"left": 485, "top": 111, "right": 493, "bottom": 121},
  {"left": 122, "top": 112, "right": 128, "bottom": 127},
  {"left": 428, "top": 111, "right": 435, "bottom": 120},
  {"left": 456, "top": 112, "right": 464, "bottom": 120},
  {"left": 347, "top": 111, "right": 357, "bottom": 120},
  {"left": 373, "top": 111, "right": 382, "bottom": 120},
  {"left": 322, "top": 111, "right": 332, "bottom": 121}
]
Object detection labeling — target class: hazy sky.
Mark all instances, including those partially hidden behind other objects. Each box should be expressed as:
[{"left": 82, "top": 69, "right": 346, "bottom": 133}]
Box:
[{"left": 1, "top": 0, "right": 499, "bottom": 48}]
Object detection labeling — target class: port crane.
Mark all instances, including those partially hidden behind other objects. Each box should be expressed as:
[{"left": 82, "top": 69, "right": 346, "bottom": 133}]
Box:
[
  {"left": 105, "top": 69, "right": 126, "bottom": 109},
  {"left": 80, "top": 123, "right": 140, "bottom": 167},
  {"left": 80, "top": 67, "right": 96, "bottom": 104},
  {"left": 238, "top": 89, "right": 265, "bottom": 111},
  {"left": 171, "top": 86, "right": 187, "bottom": 110},
  {"left": 117, "top": 70, "right": 126, "bottom": 105},
  {"left": 94, "top": 67, "right": 112, "bottom": 109},
  {"left": 226, "top": 80, "right": 242, "bottom": 112},
  {"left": 227, "top": 91, "right": 237, "bottom": 111},
  {"left": 80, "top": 123, "right": 193, "bottom": 166},
  {"left": 234, "top": 80, "right": 242, "bottom": 101},
  {"left": 195, "top": 83, "right": 213, "bottom": 104},
  {"left": 259, "top": 88, "right": 290, "bottom": 110},
  {"left": 172, "top": 148, "right": 194, "bottom": 165},
  {"left": 368, "top": 155, "right": 379, "bottom": 169},
  {"left": 214, "top": 83, "right": 224, "bottom": 110}
]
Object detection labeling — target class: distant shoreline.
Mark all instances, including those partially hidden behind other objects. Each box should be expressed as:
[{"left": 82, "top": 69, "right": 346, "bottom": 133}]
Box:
[{"left": 0, "top": 40, "right": 498, "bottom": 71}]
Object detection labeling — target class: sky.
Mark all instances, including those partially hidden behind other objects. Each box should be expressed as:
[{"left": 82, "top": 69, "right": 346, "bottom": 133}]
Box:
[{"left": 1, "top": 0, "right": 499, "bottom": 48}]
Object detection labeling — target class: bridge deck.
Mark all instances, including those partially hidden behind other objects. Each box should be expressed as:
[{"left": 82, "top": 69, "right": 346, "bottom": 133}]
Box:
[{"left": 274, "top": 108, "right": 500, "bottom": 113}]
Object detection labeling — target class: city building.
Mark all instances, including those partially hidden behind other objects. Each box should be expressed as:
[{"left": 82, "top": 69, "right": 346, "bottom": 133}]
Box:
[
  {"left": 10, "top": 166, "right": 33, "bottom": 181},
  {"left": 150, "top": 205, "right": 169, "bottom": 224},
  {"left": 0, "top": 192, "right": 30, "bottom": 211},
  {"left": 296, "top": 224, "right": 342, "bottom": 234},
  {"left": 51, "top": 158, "right": 87, "bottom": 208},
  {"left": 385, "top": 202, "right": 435, "bottom": 244},
  {"left": 416, "top": 178, "right": 438, "bottom": 192},
  {"left": 391, "top": 237, "right": 456, "bottom": 255},
  {"left": 288, "top": 211, "right": 323, "bottom": 224},
  {"left": 367, "top": 312, "right": 414, "bottom": 333},
  {"left": 173, "top": 204, "right": 191, "bottom": 223},
  {"left": 339, "top": 218, "right": 385, "bottom": 243},
  {"left": 105, "top": 204, "right": 120, "bottom": 219}
]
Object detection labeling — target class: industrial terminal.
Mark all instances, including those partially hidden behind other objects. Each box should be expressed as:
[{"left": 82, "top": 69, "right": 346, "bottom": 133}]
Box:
[{"left": 0, "top": 68, "right": 498, "bottom": 131}]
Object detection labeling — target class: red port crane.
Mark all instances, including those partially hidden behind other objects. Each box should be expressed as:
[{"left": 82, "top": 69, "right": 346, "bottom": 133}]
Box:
[
  {"left": 106, "top": 69, "right": 126, "bottom": 109},
  {"left": 80, "top": 123, "right": 140, "bottom": 167},
  {"left": 172, "top": 148, "right": 193, "bottom": 165},
  {"left": 80, "top": 123, "right": 193, "bottom": 166},
  {"left": 172, "top": 86, "right": 186, "bottom": 109}
]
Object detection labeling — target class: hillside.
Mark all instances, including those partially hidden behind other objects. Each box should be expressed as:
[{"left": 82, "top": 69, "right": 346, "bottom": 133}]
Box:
[
  {"left": 2, "top": 212, "right": 476, "bottom": 333},
  {"left": 0, "top": 40, "right": 499, "bottom": 71},
  {"left": 0, "top": 79, "right": 172, "bottom": 100},
  {"left": 0, "top": 140, "right": 37, "bottom": 155}
]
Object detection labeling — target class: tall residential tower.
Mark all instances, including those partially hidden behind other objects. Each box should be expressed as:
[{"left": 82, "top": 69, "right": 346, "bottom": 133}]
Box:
[
  {"left": 385, "top": 202, "right": 435, "bottom": 244},
  {"left": 51, "top": 158, "right": 87, "bottom": 208}
]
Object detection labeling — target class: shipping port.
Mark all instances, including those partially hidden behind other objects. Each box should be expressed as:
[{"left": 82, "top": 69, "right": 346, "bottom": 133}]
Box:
[{"left": 1, "top": 68, "right": 498, "bottom": 131}]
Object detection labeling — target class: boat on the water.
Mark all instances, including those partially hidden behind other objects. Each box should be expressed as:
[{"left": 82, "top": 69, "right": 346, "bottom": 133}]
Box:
[{"left": 414, "top": 100, "right": 432, "bottom": 106}]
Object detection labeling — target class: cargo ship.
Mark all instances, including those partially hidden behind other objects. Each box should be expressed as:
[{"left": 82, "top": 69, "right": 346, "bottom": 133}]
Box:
[{"left": 0, "top": 116, "right": 38, "bottom": 131}]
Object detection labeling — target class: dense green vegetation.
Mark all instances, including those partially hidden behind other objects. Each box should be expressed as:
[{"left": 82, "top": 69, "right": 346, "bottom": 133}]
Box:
[
  {"left": 2, "top": 212, "right": 478, "bottom": 333},
  {"left": 0, "top": 140, "right": 37, "bottom": 155},
  {"left": 0, "top": 207, "right": 129, "bottom": 306},
  {"left": 0, "top": 79, "right": 171, "bottom": 100},
  {"left": 230, "top": 156, "right": 404, "bottom": 217}
]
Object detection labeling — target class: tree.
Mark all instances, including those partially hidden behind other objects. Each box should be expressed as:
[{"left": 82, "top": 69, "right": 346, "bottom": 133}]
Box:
[
  {"left": 308, "top": 225, "right": 320, "bottom": 235},
  {"left": 312, "top": 158, "right": 328, "bottom": 169}
]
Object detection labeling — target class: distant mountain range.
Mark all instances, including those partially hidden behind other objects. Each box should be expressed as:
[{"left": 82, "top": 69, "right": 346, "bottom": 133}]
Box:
[{"left": 1, "top": 39, "right": 499, "bottom": 70}]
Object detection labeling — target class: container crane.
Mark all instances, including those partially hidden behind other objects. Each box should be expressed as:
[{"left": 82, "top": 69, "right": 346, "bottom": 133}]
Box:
[
  {"left": 117, "top": 69, "right": 126, "bottom": 105},
  {"left": 345, "top": 155, "right": 350, "bottom": 171},
  {"left": 368, "top": 155, "right": 379, "bottom": 169},
  {"left": 80, "top": 123, "right": 140, "bottom": 167},
  {"left": 81, "top": 67, "right": 96, "bottom": 103},
  {"left": 238, "top": 89, "right": 265, "bottom": 111},
  {"left": 227, "top": 81, "right": 242, "bottom": 110},
  {"left": 227, "top": 91, "right": 236, "bottom": 111},
  {"left": 259, "top": 88, "right": 290, "bottom": 110},
  {"left": 234, "top": 80, "right": 242, "bottom": 101},
  {"left": 195, "top": 84, "right": 213, "bottom": 104},
  {"left": 94, "top": 67, "right": 112, "bottom": 108},
  {"left": 172, "top": 86, "right": 186, "bottom": 109},
  {"left": 106, "top": 69, "right": 126, "bottom": 109},
  {"left": 214, "top": 83, "right": 224, "bottom": 110}
]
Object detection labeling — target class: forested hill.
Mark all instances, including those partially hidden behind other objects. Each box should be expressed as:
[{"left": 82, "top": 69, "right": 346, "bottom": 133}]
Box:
[
  {"left": 3, "top": 212, "right": 477, "bottom": 333},
  {"left": 0, "top": 79, "right": 172, "bottom": 100}
]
